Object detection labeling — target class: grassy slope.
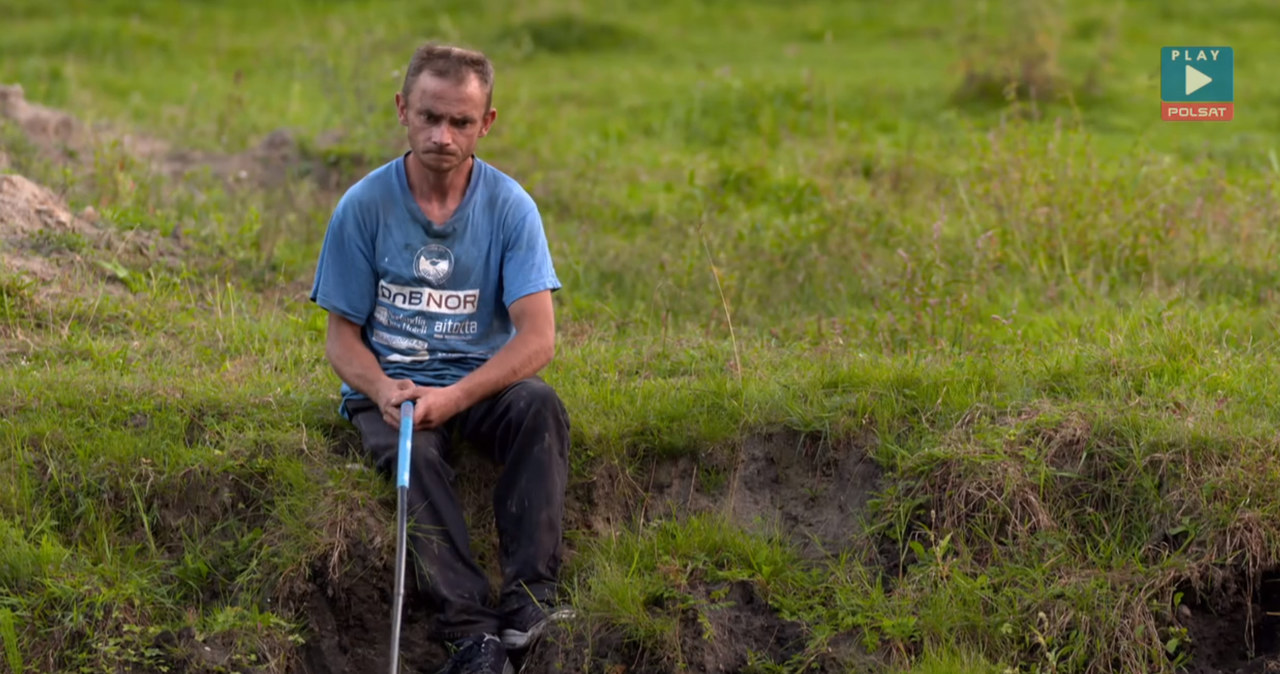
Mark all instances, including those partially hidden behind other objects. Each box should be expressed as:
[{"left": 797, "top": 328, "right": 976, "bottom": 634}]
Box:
[{"left": 4, "top": 0, "right": 1280, "bottom": 672}]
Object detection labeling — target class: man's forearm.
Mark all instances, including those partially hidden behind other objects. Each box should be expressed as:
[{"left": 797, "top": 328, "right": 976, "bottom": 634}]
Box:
[
  {"left": 326, "top": 319, "right": 393, "bottom": 399},
  {"left": 451, "top": 331, "right": 553, "bottom": 408}
]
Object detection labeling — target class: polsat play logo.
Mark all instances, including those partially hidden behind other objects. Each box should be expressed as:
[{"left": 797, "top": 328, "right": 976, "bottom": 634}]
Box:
[{"left": 1161, "top": 47, "right": 1233, "bottom": 121}]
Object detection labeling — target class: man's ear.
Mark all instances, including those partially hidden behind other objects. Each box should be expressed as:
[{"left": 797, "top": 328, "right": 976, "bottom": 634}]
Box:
[
  {"left": 395, "top": 91, "right": 409, "bottom": 127},
  {"left": 478, "top": 107, "right": 498, "bottom": 138}
]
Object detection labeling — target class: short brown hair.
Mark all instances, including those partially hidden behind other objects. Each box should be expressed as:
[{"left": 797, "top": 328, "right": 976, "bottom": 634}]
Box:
[{"left": 401, "top": 42, "right": 495, "bottom": 111}]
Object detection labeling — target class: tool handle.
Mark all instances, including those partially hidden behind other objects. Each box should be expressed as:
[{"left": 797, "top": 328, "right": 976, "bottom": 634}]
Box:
[{"left": 397, "top": 401, "right": 413, "bottom": 489}]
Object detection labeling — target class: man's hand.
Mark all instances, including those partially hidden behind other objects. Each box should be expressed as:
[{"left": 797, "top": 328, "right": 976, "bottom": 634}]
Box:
[
  {"left": 326, "top": 314, "right": 416, "bottom": 428},
  {"left": 374, "top": 378, "right": 418, "bottom": 428},
  {"left": 368, "top": 380, "right": 467, "bottom": 430},
  {"left": 410, "top": 385, "right": 467, "bottom": 429}
]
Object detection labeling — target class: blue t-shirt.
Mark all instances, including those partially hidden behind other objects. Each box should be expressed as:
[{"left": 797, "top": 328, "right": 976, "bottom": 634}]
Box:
[{"left": 309, "top": 153, "right": 561, "bottom": 415}]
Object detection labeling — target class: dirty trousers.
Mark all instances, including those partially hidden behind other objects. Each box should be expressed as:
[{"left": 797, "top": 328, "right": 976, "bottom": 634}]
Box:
[{"left": 344, "top": 376, "right": 571, "bottom": 641}]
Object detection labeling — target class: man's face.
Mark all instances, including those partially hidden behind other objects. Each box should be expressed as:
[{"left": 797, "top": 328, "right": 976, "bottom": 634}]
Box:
[{"left": 396, "top": 71, "right": 496, "bottom": 174}]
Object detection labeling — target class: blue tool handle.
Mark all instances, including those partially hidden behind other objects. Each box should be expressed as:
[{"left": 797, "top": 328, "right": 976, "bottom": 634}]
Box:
[{"left": 397, "top": 401, "right": 414, "bottom": 488}]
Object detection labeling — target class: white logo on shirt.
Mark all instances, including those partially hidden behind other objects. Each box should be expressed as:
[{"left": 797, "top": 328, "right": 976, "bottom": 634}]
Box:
[
  {"left": 414, "top": 244, "right": 454, "bottom": 286},
  {"left": 379, "top": 281, "right": 479, "bottom": 315}
]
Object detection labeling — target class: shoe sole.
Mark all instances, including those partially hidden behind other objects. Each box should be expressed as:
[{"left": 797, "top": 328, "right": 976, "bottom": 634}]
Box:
[{"left": 500, "top": 608, "right": 576, "bottom": 651}]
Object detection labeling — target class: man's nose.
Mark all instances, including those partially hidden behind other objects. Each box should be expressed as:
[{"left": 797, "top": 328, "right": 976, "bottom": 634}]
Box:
[{"left": 428, "top": 124, "right": 449, "bottom": 145}]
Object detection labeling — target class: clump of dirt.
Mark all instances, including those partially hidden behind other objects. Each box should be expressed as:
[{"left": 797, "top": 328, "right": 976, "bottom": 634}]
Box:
[
  {"left": 1179, "top": 568, "right": 1280, "bottom": 673},
  {"left": 524, "top": 579, "right": 810, "bottom": 674},
  {"left": 1, "top": 82, "right": 366, "bottom": 193},
  {"left": 644, "top": 430, "right": 883, "bottom": 556}
]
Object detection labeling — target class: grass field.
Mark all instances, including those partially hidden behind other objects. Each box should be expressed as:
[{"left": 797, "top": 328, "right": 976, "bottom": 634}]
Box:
[{"left": 4, "top": 0, "right": 1280, "bottom": 672}]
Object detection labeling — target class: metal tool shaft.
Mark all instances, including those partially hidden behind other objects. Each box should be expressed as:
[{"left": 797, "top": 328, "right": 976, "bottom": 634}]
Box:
[{"left": 389, "top": 400, "right": 414, "bottom": 673}]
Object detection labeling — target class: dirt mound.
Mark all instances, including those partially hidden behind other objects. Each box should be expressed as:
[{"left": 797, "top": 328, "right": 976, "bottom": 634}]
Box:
[
  {"left": 0, "top": 173, "right": 95, "bottom": 240},
  {"left": 0, "top": 171, "right": 180, "bottom": 294},
  {"left": 0, "top": 83, "right": 86, "bottom": 154},
  {"left": 1, "top": 82, "right": 365, "bottom": 192},
  {"left": 0, "top": 90, "right": 146, "bottom": 291},
  {"left": 0, "top": 173, "right": 107, "bottom": 283}
]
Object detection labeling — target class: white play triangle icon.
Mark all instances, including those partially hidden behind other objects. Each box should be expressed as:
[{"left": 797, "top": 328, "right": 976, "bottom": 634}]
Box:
[{"left": 1186, "top": 65, "right": 1212, "bottom": 95}]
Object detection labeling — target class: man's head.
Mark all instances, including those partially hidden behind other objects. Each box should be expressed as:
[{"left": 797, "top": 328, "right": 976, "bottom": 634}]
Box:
[{"left": 396, "top": 43, "right": 497, "bottom": 174}]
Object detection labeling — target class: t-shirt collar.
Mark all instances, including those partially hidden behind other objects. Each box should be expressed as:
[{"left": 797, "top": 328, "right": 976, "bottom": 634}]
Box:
[{"left": 397, "top": 152, "right": 482, "bottom": 238}]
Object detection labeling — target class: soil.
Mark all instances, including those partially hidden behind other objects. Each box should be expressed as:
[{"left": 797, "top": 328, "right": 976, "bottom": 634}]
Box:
[
  {"left": 1179, "top": 570, "right": 1280, "bottom": 674},
  {"left": 0, "top": 84, "right": 87, "bottom": 154},
  {"left": 522, "top": 579, "right": 811, "bottom": 674},
  {"left": 284, "top": 435, "right": 503, "bottom": 674},
  {"left": 299, "top": 540, "right": 447, "bottom": 674},
  {"left": 1, "top": 173, "right": 86, "bottom": 280},
  {"left": 643, "top": 429, "right": 884, "bottom": 557},
  {"left": 0, "top": 172, "right": 107, "bottom": 284}
]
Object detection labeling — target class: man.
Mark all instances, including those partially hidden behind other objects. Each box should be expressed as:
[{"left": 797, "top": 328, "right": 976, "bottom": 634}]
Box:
[{"left": 309, "top": 42, "right": 571, "bottom": 674}]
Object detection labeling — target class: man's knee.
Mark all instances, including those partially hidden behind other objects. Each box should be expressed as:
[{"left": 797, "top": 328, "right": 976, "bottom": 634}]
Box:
[
  {"left": 358, "top": 422, "right": 450, "bottom": 480},
  {"left": 408, "top": 433, "right": 457, "bottom": 483},
  {"left": 412, "top": 440, "right": 447, "bottom": 468},
  {"left": 507, "top": 378, "right": 570, "bottom": 430}
]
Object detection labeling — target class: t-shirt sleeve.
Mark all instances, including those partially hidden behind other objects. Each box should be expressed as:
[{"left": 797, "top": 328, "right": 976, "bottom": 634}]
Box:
[
  {"left": 501, "top": 196, "right": 562, "bottom": 308},
  {"left": 309, "top": 194, "right": 378, "bottom": 325}
]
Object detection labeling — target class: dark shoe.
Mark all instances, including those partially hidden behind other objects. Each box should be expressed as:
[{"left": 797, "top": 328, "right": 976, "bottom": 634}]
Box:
[
  {"left": 436, "top": 634, "right": 514, "bottom": 674},
  {"left": 500, "top": 602, "right": 576, "bottom": 651}
]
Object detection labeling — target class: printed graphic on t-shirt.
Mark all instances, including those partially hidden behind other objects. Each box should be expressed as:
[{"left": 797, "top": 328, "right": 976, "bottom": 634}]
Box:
[
  {"left": 378, "top": 280, "right": 479, "bottom": 315},
  {"left": 414, "top": 244, "right": 454, "bottom": 286}
]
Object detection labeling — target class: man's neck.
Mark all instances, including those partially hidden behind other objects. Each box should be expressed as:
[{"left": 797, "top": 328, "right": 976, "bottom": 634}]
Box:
[{"left": 406, "top": 153, "right": 474, "bottom": 206}]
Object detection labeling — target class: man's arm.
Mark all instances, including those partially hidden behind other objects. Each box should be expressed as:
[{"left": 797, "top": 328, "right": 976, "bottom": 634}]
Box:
[
  {"left": 325, "top": 312, "right": 414, "bottom": 425},
  {"left": 451, "top": 289, "right": 556, "bottom": 407},
  {"left": 408, "top": 290, "right": 556, "bottom": 429}
]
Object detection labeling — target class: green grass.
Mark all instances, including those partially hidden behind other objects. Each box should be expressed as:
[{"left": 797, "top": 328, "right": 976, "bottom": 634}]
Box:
[{"left": 4, "top": 0, "right": 1280, "bottom": 672}]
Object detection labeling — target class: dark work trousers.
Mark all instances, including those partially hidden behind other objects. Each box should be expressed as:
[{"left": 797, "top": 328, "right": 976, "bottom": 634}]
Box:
[{"left": 344, "top": 376, "right": 571, "bottom": 642}]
